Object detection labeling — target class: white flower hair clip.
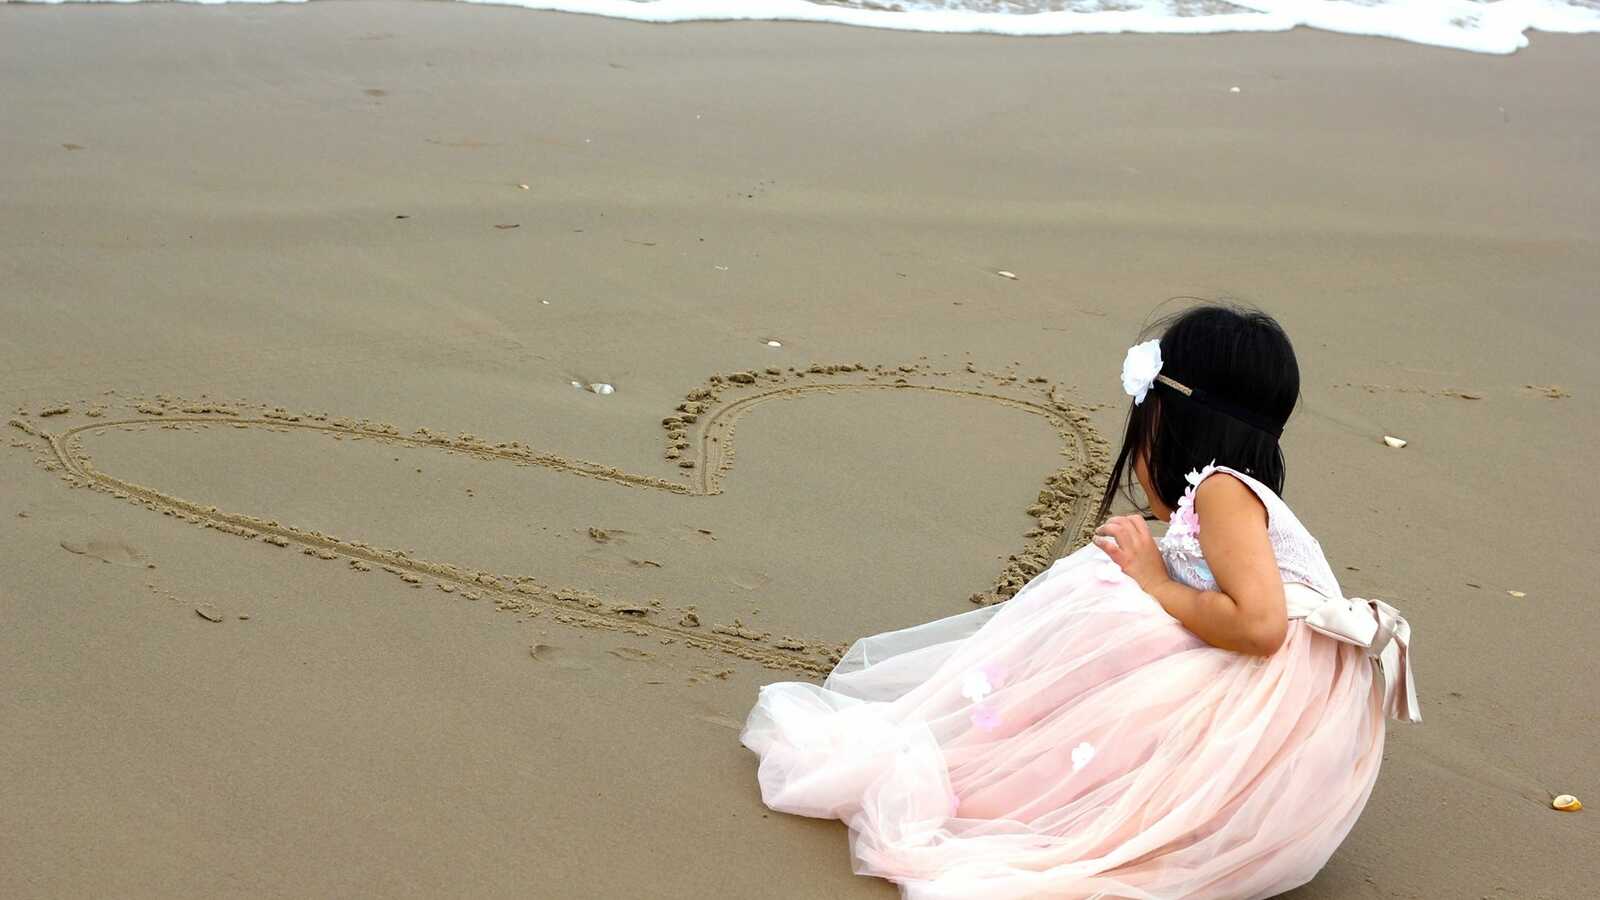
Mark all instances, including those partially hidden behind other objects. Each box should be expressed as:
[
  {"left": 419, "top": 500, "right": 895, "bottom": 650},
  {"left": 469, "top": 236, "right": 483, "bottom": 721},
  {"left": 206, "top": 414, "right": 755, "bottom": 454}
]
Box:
[
  {"left": 1117, "top": 339, "right": 1286, "bottom": 438},
  {"left": 1121, "top": 339, "right": 1165, "bottom": 405}
]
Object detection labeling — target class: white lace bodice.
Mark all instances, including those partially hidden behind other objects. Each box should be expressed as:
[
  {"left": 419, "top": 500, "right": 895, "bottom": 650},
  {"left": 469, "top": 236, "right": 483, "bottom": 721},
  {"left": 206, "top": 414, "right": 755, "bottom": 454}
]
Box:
[{"left": 1157, "top": 464, "right": 1342, "bottom": 598}]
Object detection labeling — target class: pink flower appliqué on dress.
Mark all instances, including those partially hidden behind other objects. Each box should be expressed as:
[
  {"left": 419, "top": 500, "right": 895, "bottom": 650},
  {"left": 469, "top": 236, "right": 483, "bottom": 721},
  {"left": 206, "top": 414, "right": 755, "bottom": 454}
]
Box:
[
  {"left": 966, "top": 663, "right": 1009, "bottom": 731},
  {"left": 1070, "top": 741, "right": 1096, "bottom": 772},
  {"left": 970, "top": 706, "right": 1002, "bottom": 732},
  {"left": 962, "top": 663, "right": 1009, "bottom": 703},
  {"left": 961, "top": 670, "right": 992, "bottom": 703},
  {"left": 1166, "top": 461, "right": 1218, "bottom": 543}
]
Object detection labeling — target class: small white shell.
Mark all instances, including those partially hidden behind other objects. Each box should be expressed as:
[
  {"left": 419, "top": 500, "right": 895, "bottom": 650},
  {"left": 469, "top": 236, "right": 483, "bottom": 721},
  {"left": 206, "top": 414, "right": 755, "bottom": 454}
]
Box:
[
  {"left": 1229, "top": 86, "right": 1241, "bottom": 93},
  {"left": 587, "top": 383, "right": 615, "bottom": 395},
  {"left": 764, "top": 339, "right": 782, "bottom": 348},
  {"left": 1382, "top": 435, "right": 1407, "bottom": 448},
  {"left": 996, "top": 270, "right": 1018, "bottom": 280},
  {"left": 1552, "top": 794, "right": 1581, "bottom": 811}
]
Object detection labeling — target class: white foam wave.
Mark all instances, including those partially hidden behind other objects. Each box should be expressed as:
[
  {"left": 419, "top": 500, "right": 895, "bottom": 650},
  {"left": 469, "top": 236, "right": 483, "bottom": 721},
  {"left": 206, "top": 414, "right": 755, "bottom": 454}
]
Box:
[{"left": 14, "top": 0, "right": 1600, "bottom": 54}]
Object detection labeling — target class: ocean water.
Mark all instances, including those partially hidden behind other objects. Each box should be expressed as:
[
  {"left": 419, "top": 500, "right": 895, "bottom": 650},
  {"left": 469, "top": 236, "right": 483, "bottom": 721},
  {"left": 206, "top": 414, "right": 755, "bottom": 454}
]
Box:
[{"left": 17, "top": 0, "right": 1600, "bottom": 54}]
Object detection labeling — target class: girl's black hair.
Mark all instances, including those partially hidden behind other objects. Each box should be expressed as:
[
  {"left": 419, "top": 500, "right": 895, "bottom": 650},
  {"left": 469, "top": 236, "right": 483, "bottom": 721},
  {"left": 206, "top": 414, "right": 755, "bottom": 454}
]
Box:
[{"left": 1097, "top": 303, "right": 1300, "bottom": 521}]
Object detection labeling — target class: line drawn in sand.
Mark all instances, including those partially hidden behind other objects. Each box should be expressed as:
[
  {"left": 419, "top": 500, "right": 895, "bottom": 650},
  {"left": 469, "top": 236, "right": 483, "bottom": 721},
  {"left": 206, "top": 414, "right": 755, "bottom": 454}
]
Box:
[{"left": 10, "top": 362, "right": 1111, "bottom": 675}]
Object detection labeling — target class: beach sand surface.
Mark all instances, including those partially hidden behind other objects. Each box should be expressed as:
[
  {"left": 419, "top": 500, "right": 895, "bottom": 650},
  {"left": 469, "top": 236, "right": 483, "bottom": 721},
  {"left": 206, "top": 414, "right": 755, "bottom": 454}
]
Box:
[{"left": 1, "top": 4, "right": 1597, "bottom": 897}]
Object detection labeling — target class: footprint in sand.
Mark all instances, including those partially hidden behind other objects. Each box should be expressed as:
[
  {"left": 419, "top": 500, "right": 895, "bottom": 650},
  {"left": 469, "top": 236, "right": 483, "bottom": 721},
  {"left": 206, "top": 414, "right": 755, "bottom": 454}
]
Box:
[
  {"left": 608, "top": 647, "right": 654, "bottom": 662},
  {"left": 586, "top": 526, "right": 624, "bottom": 544},
  {"left": 528, "top": 642, "right": 593, "bottom": 671},
  {"left": 727, "top": 568, "right": 772, "bottom": 591},
  {"left": 60, "top": 536, "right": 145, "bottom": 566},
  {"left": 691, "top": 713, "right": 744, "bottom": 731},
  {"left": 580, "top": 527, "right": 668, "bottom": 572},
  {"left": 678, "top": 526, "right": 717, "bottom": 545}
]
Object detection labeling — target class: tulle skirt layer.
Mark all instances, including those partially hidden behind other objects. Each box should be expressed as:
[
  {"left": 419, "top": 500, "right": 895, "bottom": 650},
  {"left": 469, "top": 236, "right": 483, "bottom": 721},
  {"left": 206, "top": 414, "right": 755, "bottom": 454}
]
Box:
[{"left": 742, "top": 546, "right": 1386, "bottom": 900}]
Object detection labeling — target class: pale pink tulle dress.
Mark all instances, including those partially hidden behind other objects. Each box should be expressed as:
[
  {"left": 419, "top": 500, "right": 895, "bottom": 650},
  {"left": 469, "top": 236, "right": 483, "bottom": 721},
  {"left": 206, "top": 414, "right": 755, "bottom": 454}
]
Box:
[{"left": 742, "top": 466, "right": 1420, "bottom": 900}]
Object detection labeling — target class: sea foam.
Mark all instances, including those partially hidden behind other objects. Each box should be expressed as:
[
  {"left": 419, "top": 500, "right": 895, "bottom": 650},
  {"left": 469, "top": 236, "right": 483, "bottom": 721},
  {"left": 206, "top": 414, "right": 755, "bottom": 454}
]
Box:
[{"left": 16, "top": 0, "right": 1600, "bottom": 54}]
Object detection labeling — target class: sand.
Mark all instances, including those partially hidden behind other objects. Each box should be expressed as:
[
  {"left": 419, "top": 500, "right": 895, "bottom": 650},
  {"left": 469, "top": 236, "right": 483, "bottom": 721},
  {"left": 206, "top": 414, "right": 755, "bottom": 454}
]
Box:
[{"left": 1, "top": 3, "right": 1597, "bottom": 897}]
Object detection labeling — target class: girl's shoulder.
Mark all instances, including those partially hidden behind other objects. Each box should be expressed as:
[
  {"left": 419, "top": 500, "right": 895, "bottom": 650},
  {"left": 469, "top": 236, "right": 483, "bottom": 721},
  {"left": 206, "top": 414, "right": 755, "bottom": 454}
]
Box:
[
  {"left": 1201, "top": 465, "right": 1286, "bottom": 521},
  {"left": 1160, "top": 462, "right": 1343, "bottom": 597},
  {"left": 1191, "top": 463, "right": 1308, "bottom": 543},
  {"left": 1164, "top": 463, "right": 1284, "bottom": 545}
]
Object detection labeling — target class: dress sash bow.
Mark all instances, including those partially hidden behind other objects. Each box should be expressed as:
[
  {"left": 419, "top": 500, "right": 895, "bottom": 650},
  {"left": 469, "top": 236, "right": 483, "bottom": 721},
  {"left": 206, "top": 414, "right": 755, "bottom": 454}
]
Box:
[{"left": 1282, "top": 583, "right": 1421, "bottom": 723}]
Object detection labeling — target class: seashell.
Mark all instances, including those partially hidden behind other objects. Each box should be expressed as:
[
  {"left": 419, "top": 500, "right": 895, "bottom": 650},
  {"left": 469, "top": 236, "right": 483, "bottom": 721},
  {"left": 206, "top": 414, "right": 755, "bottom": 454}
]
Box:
[
  {"left": 586, "top": 383, "right": 615, "bottom": 395},
  {"left": 1552, "top": 794, "right": 1581, "bottom": 811},
  {"left": 764, "top": 339, "right": 782, "bottom": 348},
  {"left": 1506, "top": 590, "right": 1526, "bottom": 598},
  {"left": 1382, "top": 435, "right": 1407, "bottom": 448},
  {"left": 996, "top": 270, "right": 1018, "bottom": 280}
]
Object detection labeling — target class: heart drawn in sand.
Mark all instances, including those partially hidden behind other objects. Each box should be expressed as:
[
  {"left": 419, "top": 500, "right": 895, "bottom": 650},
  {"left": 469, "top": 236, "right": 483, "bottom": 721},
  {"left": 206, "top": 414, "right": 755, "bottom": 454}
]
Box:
[{"left": 11, "top": 363, "right": 1109, "bottom": 673}]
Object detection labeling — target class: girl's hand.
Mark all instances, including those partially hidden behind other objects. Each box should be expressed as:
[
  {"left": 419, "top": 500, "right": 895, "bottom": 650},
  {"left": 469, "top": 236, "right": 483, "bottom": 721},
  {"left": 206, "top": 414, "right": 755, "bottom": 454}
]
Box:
[{"left": 1093, "top": 515, "right": 1170, "bottom": 593}]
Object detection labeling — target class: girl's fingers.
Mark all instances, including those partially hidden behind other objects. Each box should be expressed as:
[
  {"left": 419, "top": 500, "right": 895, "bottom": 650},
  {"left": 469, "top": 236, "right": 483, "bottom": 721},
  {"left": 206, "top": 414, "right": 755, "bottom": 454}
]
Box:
[
  {"left": 1093, "top": 520, "right": 1135, "bottom": 565},
  {"left": 1094, "top": 518, "right": 1132, "bottom": 547},
  {"left": 1128, "top": 515, "right": 1152, "bottom": 540},
  {"left": 1092, "top": 535, "right": 1127, "bottom": 566},
  {"left": 1097, "top": 516, "right": 1153, "bottom": 568},
  {"left": 1101, "top": 517, "right": 1137, "bottom": 546},
  {"left": 1127, "top": 516, "right": 1155, "bottom": 551},
  {"left": 1096, "top": 517, "right": 1131, "bottom": 538}
]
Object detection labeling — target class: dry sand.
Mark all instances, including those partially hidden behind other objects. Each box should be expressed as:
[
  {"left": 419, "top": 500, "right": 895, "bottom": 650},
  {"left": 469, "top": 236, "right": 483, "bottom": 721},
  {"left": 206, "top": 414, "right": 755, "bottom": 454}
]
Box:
[{"left": 2, "top": 3, "right": 1597, "bottom": 897}]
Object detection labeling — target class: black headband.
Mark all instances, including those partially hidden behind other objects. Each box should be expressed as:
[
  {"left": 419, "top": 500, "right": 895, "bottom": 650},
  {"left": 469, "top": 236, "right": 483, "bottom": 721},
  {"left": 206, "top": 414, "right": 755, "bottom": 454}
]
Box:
[{"left": 1154, "top": 375, "right": 1285, "bottom": 439}]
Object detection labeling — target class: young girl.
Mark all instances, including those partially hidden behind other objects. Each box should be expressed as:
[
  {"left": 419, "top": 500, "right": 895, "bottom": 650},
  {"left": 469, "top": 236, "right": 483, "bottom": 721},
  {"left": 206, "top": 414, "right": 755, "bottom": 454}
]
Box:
[{"left": 741, "top": 304, "right": 1419, "bottom": 899}]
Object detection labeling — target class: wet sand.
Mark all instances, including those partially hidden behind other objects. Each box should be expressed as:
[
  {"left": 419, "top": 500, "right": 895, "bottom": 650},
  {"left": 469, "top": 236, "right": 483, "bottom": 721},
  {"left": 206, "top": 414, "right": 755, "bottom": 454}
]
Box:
[{"left": 1, "top": 3, "right": 1597, "bottom": 897}]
